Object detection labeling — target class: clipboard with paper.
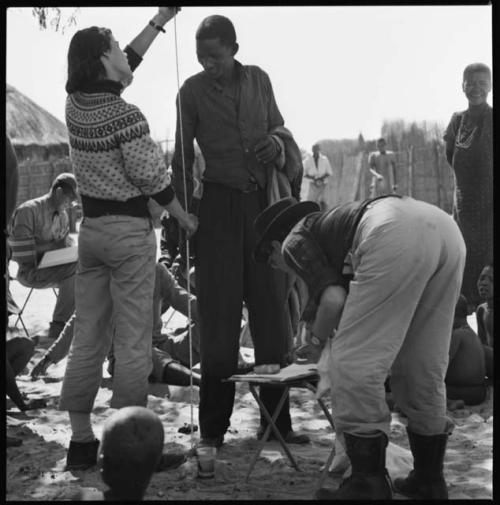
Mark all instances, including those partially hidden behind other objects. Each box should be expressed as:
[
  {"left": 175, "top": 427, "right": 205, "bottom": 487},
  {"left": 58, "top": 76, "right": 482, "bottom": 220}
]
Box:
[
  {"left": 37, "top": 245, "right": 78, "bottom": 269},
  {"left": 228, "top": 363, "right": 318, "bottom": 384}
]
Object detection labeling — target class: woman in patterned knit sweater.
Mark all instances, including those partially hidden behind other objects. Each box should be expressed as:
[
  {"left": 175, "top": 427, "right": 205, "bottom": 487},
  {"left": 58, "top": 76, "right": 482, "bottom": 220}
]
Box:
[{"left": 58, "top": 7, "right": 198, "bottom": 472}]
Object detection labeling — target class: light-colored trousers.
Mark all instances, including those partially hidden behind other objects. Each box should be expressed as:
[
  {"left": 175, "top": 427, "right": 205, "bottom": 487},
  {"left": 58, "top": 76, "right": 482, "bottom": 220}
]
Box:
[
  {"left": 329, "top": 196, "right": 465, "bottom": 438},
  {"left": 307, "top": 181, "right": 329, "bottom": 209},
  {"left": 59, "top": 215, "right": 156, "bottom": 412},
  {"left": 17, "top": 261, "right": 76, "bottom": 323}
]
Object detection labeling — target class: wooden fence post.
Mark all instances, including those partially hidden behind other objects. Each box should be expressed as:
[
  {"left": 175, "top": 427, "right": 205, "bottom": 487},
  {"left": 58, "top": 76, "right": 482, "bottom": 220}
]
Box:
[
  {"left": 408, "top": 145, "right": 414, "bottom": 198},
  {"left": 433, "top": 141, "right": 443, "bottom": 209}
]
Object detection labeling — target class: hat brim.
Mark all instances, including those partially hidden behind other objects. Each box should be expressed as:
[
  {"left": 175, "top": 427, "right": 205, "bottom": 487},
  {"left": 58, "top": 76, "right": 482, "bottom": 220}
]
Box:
[{"left": 254, "top": 200, "right": 320, "bottom": 263}]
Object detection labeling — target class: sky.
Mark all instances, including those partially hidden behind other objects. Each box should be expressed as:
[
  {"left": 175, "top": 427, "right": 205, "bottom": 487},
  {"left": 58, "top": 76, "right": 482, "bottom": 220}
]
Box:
[{"left": 6, "top": 5, "right": 493, "bottom": 151}]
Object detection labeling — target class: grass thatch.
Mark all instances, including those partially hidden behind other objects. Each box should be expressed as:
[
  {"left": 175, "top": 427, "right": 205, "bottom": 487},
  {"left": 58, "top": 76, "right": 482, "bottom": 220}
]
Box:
[{"left": 6, "top": 83, "right": 68, "bottom": 149}]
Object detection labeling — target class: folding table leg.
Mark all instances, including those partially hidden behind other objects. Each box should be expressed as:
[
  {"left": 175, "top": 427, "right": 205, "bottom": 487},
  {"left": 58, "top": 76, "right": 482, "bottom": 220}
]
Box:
[
  {"left": 301, "top": 382, "right": 339, "bottom": 493},
  {"left": 315, "top": 444, "right": 336, "bottom": 493},
  {"left": 303, "top": 382, "right": 335, "bottom": 430},
  {"left": 245, "top": 384, "right": 299, "bottom": 481}
]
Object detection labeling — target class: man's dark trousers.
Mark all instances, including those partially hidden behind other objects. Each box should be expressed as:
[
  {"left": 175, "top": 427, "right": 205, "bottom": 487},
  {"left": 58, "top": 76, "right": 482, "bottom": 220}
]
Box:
[{"left": 196, "top": 182, "right": 292, "bottom": 438}]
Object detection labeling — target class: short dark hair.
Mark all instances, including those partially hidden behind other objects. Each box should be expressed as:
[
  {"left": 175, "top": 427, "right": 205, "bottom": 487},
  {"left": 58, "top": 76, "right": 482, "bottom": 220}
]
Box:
[
  {"left": 66, "top": 27, "right": 112, "bottom": 94},
  {"left": 196, "top": 15, "right": 237, "bottom": 47},
  {"left": 51, "top": 172, "right": 78, "bottom": 198},
  {"left": 454, "top": 294, "right": 469, "bottom": 319},
  {"left": 377, "top": 138, "right": 386, "bottom": 144},
  {"left": 463, "top": 63, "right": 491, "bottom": 82}
]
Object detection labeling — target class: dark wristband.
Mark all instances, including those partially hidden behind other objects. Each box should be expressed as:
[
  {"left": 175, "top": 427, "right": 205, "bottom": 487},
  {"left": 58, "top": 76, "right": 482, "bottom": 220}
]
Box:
[{"left": 149, "top": 20, "right": 166, "bottom": 33}]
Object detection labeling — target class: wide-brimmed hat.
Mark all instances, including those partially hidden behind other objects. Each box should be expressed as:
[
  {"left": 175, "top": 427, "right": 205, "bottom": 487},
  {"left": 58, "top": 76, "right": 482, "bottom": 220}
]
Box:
[{"left": 253, "top": 197, "right": 320, "bottom": 262}]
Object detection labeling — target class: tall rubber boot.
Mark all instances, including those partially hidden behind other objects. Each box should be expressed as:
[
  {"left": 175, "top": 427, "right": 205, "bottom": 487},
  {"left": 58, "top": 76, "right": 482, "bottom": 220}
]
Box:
[
  {"left": 315, "top": 431, "right": 393, "bottom": 500},
  {"left": 393, "top": 428, "right": 448, "bottom": 499}
]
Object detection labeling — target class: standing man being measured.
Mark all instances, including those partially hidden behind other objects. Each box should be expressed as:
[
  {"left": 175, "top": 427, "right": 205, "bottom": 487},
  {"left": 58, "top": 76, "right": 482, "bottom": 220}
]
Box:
[{"left": 172, "top": 15, "right": 308, "bottom": 448}]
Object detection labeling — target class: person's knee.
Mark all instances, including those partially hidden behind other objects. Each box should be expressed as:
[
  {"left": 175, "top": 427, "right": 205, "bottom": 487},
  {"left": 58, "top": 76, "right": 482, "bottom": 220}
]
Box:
[{"left": 7, "top": 336, "right": 35, "bottom": 360}]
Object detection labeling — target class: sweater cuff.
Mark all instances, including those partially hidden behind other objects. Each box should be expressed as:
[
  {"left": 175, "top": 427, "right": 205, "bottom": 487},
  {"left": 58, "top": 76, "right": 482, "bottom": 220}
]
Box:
[
  {"left": 151, "top": 185, "right": 175, "bottom": 206},
  {"left": 124, "top": 45, "right": 143, "bottom": 73}
]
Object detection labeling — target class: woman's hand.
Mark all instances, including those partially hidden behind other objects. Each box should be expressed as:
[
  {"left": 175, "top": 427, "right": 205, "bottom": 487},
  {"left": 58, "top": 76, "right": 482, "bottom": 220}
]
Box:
[
  {"left": 157, "top": 7, "right": 181, "bottom": 24},
  {"left": 179, "top": 213, "right": 198, "bottom": 238}
]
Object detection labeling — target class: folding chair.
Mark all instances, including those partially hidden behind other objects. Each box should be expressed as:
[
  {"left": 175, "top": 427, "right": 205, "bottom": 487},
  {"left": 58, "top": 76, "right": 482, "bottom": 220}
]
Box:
[
  {"left": 8, "top": 280, "right": 58, "bottom": 339},
  {"left": 7, "top": 288, "right": 31, "bottom": 340}
]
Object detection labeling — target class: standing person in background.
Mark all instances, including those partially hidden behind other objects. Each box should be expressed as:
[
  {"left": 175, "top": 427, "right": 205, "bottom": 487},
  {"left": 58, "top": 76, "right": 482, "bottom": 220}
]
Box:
[
  {"left": 172, "top": 15, "right": 308, "bottom": 449},
  {"left": 59, "top": 7, "right": 197, "bottom": 471},
  {"left": 444, "top": 63, "right": 493, "bottom": 309},
  {"left": 367, "top": 138, "right": 397, "bottom": 197},
  {"left": 303, "top": 143, "right": 333, "bottom": 210}
]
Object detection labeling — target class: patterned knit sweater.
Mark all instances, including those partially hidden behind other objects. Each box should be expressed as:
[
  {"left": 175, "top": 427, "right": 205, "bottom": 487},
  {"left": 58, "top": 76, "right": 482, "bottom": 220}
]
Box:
[{"left": 65, "top": 49, "right": 174, "bottom": 217}]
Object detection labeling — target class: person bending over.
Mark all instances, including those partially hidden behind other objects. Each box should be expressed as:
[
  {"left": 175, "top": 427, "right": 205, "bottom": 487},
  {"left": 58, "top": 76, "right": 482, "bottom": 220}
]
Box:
[{"left": 254, "top": 194, "right": 465, "bottom": 500}]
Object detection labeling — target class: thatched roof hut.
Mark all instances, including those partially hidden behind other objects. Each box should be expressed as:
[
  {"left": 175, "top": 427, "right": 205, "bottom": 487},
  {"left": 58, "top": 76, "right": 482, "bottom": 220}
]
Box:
[
  {"left": 6, "top": 84, "right": 74, "bottom": 207},
  {"left": 6, "top": 83, "right": 69, "bottom": 161}
]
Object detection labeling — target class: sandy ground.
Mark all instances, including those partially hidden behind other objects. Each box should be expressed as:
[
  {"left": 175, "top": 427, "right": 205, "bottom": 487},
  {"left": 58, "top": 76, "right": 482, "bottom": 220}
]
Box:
[{"left": 6, "top": 244, "right": 493, "bottom": 501}]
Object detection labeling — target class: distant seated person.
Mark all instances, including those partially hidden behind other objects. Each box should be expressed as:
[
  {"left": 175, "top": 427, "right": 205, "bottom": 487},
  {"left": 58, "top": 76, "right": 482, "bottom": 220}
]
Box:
[
  {"left": 445, "top": 295, "right": 487, "bottom": 406},
  {"left": 75, "top": 407, "right": 166, "bottom": 501},
  {"left": 31, "top": 260, "right": 252, "bottom": 386},
  {"left": 6, "top": 335, "right": 47, "bottom": 446},
  {"left": 8, "top": 173, "right": 79, "bottom": 341},
  {"left": 476, "top": 264, "right": 493, "bottom": 381},
  {"left": 31, "top": 262, "right": 202, "bottom": 387}
]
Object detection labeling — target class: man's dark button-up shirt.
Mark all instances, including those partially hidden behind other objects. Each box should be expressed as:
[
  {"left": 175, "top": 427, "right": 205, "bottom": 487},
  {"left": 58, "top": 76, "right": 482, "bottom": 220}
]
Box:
[{"left": 172, "top": 60, "right": 285, "bottom": 208}]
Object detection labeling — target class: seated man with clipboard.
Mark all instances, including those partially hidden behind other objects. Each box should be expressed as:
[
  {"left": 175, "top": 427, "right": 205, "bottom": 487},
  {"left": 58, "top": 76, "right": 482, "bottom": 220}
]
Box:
[{"left": 8, "top": 173, "right": 79, "bottom": 341}]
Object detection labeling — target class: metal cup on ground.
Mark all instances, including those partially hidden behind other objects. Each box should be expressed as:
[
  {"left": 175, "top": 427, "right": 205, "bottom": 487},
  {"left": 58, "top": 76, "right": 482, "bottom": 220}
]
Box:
[{"left": 197, "top": 445, "right": 216, "bottom": 478}]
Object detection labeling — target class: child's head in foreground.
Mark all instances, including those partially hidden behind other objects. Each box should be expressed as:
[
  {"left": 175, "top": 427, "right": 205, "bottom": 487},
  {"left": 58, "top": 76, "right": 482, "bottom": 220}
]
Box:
[{"left": 98, "top": 406, "right": 164, "bottom": 500}]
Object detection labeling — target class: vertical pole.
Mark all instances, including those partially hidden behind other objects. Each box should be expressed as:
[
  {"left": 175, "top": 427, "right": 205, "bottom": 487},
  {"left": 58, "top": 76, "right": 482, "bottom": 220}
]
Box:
[
  {"left": 434, "top": 141, "right": 442, "bottom": 209},
  {"left": 408, "top": 145, "right": 414, "bottom": 198}
]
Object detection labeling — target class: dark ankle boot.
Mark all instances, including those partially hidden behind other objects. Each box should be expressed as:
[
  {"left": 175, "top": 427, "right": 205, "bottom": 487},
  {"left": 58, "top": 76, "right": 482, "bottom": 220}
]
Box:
[
  {"left": 315, "top": 431, "right": 393, "bottom": 500},
  {"left": 65, "top": 439, "right": 100, "bottom": 470},
  {"left": 393, "top": 428, "right": 448, "bottom": 499}
]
